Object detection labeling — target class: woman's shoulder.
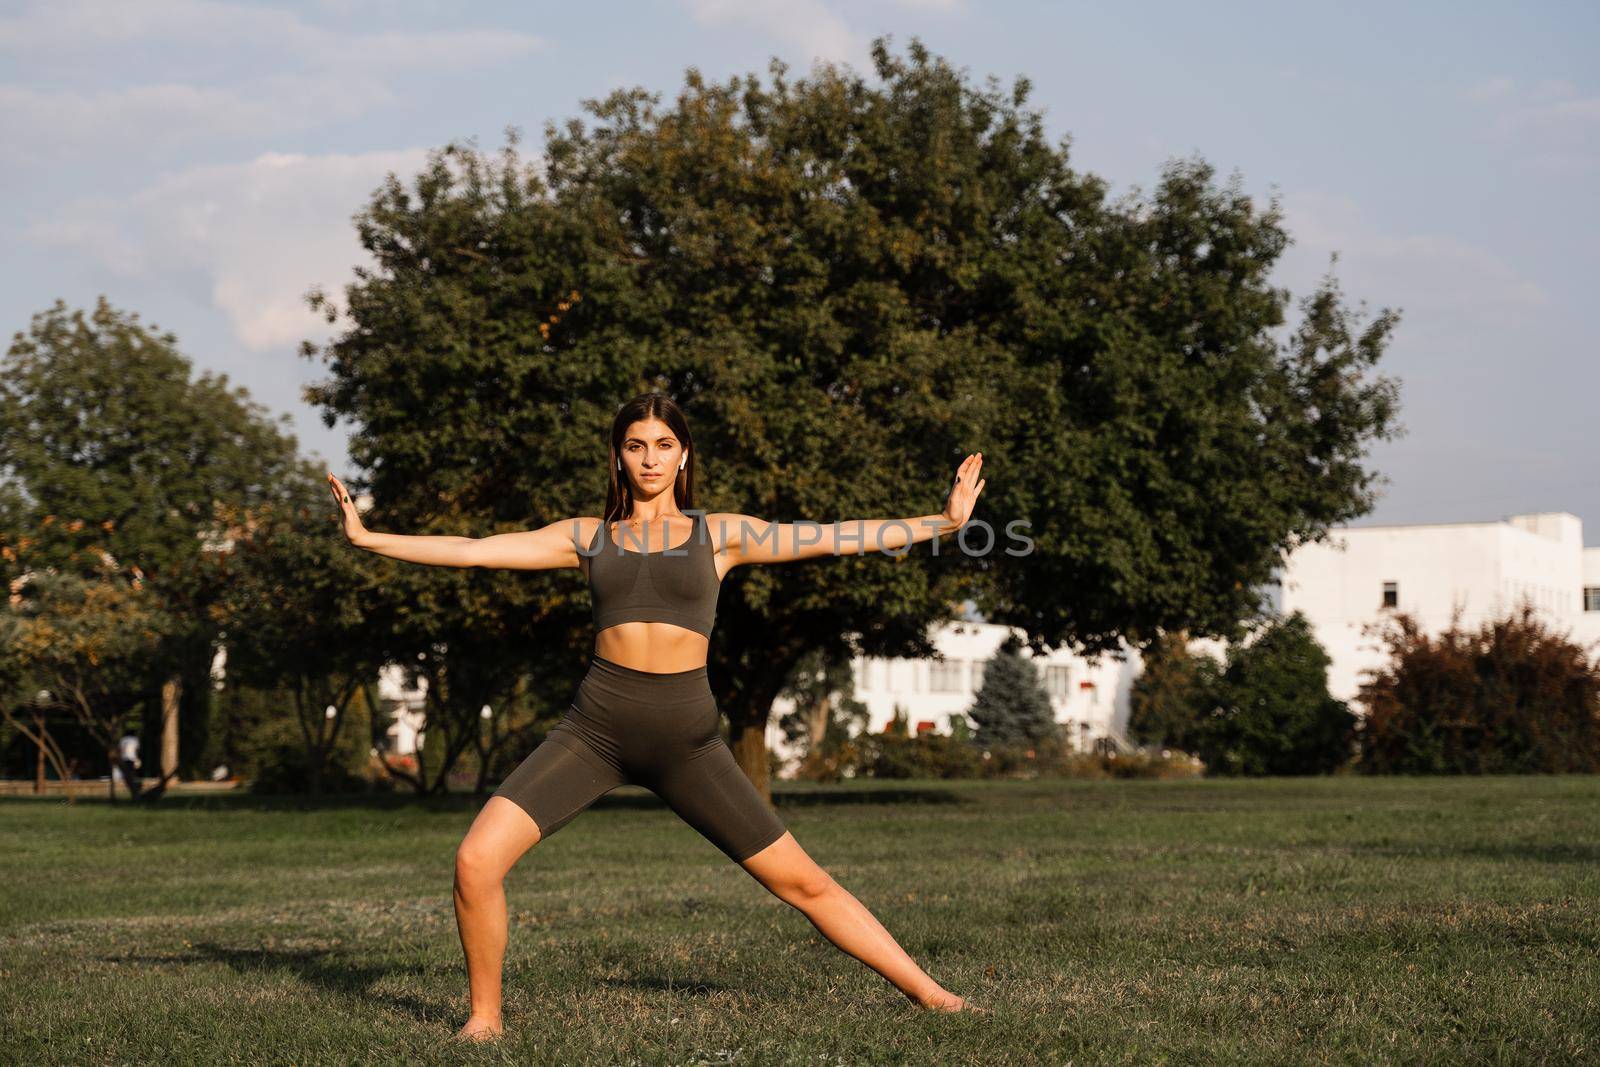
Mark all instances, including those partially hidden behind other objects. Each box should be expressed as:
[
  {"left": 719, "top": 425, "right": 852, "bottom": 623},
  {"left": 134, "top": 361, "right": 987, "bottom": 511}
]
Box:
[{"left": 703, "top": 512, "right": 767, "bottom": 552}]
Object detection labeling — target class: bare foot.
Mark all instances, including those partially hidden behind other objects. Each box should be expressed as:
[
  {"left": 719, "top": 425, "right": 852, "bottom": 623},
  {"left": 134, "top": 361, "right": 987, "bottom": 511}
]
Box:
[
  {"left": 918, "top": 991, "right": 987, "bottom": 1014},
  {"left": 451, "top": 1016, "right": 504, "bottom": 1042}
]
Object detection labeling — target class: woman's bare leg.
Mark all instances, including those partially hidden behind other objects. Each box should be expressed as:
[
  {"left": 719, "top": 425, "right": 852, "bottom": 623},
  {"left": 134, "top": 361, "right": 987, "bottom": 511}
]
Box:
[
  {"left": 451, "top": 797, "right": 543, "bottom": 1041},
  {"left": 738, "top": 832, "right": 975, "bottom": 1011}
]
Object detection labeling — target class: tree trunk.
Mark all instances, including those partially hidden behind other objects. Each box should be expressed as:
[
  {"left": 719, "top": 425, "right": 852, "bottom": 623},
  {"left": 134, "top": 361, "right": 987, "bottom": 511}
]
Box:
[
  {"left": 728, "top": 708, "right": 770, "bottom": 804},
  {"left": 807, "top": 693, "right": 832, "bottom": 751},
  {"left": 34, "top": 712, "right": 45, "bottom": 794},
  {"left": 160, "top": 675, "right": 181, "bottom": 785},
  {"left": 719, "top": 646, "right": 802, "bottom": 806}
]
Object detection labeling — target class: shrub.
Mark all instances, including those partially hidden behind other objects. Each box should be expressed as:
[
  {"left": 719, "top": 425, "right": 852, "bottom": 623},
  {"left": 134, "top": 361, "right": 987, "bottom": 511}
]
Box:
[
  {"left": 792, "top": 727, "right": 1206, "bottom": 781},
  {"left": 861, "top": 732, "right": 986, "bottom": 779},
  {"left": 1194, "top": 611, "right": 1355, "bottom": 776},
  {"left": 1357, "top": 604, "right": 1600, "bottom": 773},
  {"left": 1049, "top": 747, "right": 1207, "bottom": 780}
]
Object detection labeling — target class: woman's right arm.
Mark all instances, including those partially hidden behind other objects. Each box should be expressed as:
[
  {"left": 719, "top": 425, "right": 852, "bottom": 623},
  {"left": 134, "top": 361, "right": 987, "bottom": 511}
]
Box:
[{"left": 326, "top": 473, "right": 588, "bottom": 570}]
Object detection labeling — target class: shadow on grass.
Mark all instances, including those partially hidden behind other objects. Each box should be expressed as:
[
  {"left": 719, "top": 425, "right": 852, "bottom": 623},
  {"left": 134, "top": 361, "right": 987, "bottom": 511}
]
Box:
[
  {"left": 46, "top": 783, "right": 970, "bottom": 815},
  {"left": 596, "top": 974, "right": 736, "bottom": 998},
  {"left": 97, "top": 942, "right": 449, "bottom": 1024},
  {"left": 53, "top": 792, "right": 484, "bottom": 815},
  {"left": 770, "top": 787, "right": 967, "bottom": 808},
  {"left": 1357, "top": 841, "right": 1600, "bottom": 865}
]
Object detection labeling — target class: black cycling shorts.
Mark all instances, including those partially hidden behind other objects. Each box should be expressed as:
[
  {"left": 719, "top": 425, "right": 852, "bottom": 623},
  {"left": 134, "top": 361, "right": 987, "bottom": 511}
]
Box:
[{"left": 492, "top": 655, "right": 789, "bottom": 863}]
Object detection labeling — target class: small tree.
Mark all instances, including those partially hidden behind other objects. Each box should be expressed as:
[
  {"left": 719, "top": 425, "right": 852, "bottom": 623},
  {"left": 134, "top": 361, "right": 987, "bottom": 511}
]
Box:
[
  {"left": 1196, "top": 611, "right": 1354, "bottom": 776},
  {"left": 217, "top": 475, "right": 390, "bottom": 794},
  {"left": 1127, "top": 629, "right": 1217, "bottom": 751},
  {"left": 1357, "top": 603, "right": 1600, "bottom": 774},
  {"left": 967, "top": 635, "right": 1057, "bottom": 748},
  {"left": 0, "top": 566, "right": 173, "bottom": 799}
]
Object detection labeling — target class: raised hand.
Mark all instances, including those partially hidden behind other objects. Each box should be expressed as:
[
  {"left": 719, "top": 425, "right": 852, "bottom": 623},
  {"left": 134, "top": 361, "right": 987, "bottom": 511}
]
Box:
[
  {"left": 941, "top": 452, "right": 985, "bottom": 529},
  {"left": 326, "top": 472, "right": 367, "bottom": 544}
]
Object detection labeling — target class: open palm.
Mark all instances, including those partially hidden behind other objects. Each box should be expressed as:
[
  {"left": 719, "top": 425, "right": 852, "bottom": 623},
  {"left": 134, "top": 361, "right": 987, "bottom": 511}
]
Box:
[
  {"left": 326, "top": 472, "right": 366, "bottom": 543},
  {"left": 942, "top": 452, "right": 985, "bottom": 528}
]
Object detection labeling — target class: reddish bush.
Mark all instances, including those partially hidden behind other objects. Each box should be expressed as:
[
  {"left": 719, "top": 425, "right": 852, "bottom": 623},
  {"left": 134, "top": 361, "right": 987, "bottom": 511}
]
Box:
[{"left": 1357, "top": 604, "right": 1600, "bottom": 773}]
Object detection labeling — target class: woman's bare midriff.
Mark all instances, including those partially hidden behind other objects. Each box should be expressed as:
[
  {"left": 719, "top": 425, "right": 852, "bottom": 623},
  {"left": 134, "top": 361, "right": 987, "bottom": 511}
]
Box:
[{"left": 594, "top": 622, "right": 710, "bottom": 673}]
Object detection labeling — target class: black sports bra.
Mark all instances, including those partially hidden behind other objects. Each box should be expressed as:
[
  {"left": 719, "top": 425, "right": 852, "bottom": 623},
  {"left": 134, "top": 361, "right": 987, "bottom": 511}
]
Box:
[{"left": 585, "top": 511, "right": 721, "bottom": 638}]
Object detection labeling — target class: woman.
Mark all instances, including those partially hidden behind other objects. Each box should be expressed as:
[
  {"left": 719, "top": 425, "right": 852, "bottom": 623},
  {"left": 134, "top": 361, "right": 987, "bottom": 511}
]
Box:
[{"left": 327, "top": 392, "right": 987, "bottom": 1041}]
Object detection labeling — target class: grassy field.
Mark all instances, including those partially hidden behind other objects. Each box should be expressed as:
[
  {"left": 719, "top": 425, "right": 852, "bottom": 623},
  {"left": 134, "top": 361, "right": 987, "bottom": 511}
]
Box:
[{"left": 2, "top": 776, "right": 1598, "bottom": 1065}]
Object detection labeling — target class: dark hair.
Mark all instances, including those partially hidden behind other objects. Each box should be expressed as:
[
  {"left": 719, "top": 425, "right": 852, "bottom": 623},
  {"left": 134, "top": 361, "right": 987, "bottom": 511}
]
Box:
[{"left": 603, "top": 392, "right": 696, "bottom": 524}]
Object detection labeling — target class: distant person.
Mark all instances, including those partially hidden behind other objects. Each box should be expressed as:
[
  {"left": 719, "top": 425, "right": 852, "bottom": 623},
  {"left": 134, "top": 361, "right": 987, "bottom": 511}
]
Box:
[
  {"left": 115, "top": 732, "right": 142, "bottom": 799},
  {"left": 330, "top": 392, "right": 988, "bottom": 1043}
]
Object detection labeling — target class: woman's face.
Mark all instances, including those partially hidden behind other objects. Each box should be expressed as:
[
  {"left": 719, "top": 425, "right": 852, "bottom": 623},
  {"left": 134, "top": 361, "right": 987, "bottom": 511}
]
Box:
[{"left": 618, "top": 417, "right": 685, "bottom": 496}]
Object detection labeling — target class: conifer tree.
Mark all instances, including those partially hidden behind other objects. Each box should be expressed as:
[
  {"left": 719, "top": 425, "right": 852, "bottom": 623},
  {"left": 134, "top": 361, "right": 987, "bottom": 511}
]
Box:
[{"left": 967, "top": 634, "right": 1057, "bottom": 747}]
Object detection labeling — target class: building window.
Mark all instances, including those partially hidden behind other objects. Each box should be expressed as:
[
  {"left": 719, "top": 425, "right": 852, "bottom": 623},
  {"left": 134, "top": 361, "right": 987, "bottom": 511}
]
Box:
[
  {"left": 1585, "top": 587, "right": 1600, "bottom": 613},
  {"left": 970, "top": 660, "right": 985, "bottom": 692},
  {"left": 1381, "top": 581, "right": 1398, "bottom": 609},
  {"left": 930, "top": 659, "right": 964, "bottom": 693},
  {"left": 1044, "top": 665, "right": 1071, "bottom": 701}
]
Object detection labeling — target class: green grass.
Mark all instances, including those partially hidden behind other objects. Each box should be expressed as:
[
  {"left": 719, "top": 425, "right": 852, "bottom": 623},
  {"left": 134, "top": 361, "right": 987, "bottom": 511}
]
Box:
[{"left": 3, "top": 776, "right": 1598, "bottom": 1065}]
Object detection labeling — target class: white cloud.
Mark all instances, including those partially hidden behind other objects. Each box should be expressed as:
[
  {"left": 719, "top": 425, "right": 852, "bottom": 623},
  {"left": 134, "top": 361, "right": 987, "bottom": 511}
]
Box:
[
  {"left": 27, "top": 148, "right": 437, "bottom": 351},
  {"left": 1462, "top": 75, "right": 1515, "bottom": 102},
  {"left": 1462, "top": 75, "right": 1600, "bottom": 147},
  {"left": 0, "top": 0, "right": 308, "bottom": 51},
  {"left": 684, "top": 0, "right": 865, "bottom": 68},
  {"left": 1275, "top": 191, "right": 1550, "bottom": 334},
  {"left": 889, "top": 0, "right": 965, "bottom": 10},
  {"left": 0, "top": 1, "right": 541, "bottom": 161},
  {"left": 0, "top": 75, "right": 393, "bottom": 163},
  {"left": 0, "top": 0, "right": 543, "bottom": 64}
]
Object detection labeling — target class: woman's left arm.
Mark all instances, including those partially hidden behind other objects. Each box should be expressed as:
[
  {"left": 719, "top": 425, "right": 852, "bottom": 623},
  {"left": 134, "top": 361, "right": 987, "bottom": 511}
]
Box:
[{"left": 717, "top": 452, "right": 985, "bottom": 568}]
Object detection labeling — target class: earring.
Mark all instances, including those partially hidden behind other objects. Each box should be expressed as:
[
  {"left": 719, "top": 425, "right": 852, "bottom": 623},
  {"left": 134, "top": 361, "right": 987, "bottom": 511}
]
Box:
[
  {"left": 679, "top": 455, "right": 687, "bottom": 470},
  {"left": 616, "top": 458, "right": 621, "bottom": 471}
]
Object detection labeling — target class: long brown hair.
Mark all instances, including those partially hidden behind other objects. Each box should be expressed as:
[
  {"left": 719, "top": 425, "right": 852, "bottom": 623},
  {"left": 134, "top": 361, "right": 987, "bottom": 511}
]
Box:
[{"left": 602, "top": 392, "right": 697, "bottom": 524}]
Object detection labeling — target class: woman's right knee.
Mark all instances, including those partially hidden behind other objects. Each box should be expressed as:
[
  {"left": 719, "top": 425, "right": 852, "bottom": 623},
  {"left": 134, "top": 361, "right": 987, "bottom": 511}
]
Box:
[
  {"left": 455, "top": 839, "right": 509, "bottom": 890},
  {"left": 455, "top": 801, "right": 544, "bottom": 890}
]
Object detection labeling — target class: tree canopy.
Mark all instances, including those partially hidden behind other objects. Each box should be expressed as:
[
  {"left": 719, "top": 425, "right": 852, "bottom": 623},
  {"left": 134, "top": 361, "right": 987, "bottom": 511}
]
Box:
[
  {"left": 0, "top": 297, "right": 318, "bottom": 779},
  {"left": 302, "top": 38, "right": 1401, "bottom": 795}
]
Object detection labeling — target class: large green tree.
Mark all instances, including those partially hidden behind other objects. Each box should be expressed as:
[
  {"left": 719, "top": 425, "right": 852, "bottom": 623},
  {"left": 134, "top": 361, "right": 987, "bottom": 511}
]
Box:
[
  {"left": 303, "top": 39, "right": 1400, "bottom": 799},
  {"left": 0, "top": 297, "right": 312, "bottom": 779}
]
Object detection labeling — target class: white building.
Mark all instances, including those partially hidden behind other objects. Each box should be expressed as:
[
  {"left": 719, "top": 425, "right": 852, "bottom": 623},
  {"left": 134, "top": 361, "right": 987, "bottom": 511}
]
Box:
[
  {"left": 1276, "top": 511, "right": 1600, "bottom": 703},
  {"left": 765, "top": 615, "right": 1151, "bottom": 773}
]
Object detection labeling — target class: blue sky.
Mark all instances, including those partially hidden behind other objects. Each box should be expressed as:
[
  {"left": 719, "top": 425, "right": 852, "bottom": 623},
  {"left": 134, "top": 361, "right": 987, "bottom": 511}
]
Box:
[{"left": 5, "top": 1, "right": 1596, "bottom": 535}]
